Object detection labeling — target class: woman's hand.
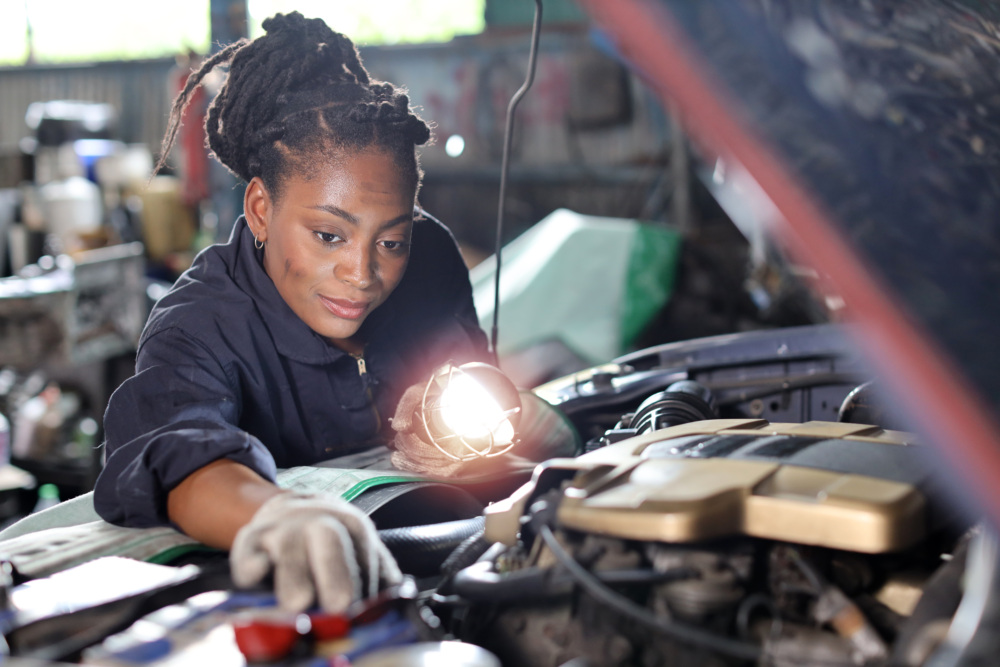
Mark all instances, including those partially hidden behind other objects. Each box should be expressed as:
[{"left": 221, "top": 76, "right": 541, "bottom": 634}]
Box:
[
  {"left": 168, "top": 460, "right": 401, "bottom": 612},
  {"left": 229, "top": 492, "right": 402, "bottom": 612}
]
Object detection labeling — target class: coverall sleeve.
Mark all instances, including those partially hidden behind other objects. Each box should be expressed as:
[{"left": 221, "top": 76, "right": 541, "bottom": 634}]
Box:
[{"left": 94, "top": 327, "right": 277, "bottom": 528}]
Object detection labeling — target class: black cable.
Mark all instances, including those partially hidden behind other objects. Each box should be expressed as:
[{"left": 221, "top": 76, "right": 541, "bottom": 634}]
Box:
[
  {"left": 537, "top": 524, "right": 762, "bottom": 662},
  {"left": 491, "top": 0, "right": 543, "bottom": 356}
]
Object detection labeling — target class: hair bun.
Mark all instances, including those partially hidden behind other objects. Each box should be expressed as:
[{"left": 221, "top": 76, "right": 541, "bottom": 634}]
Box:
[
  {"left": 158, "top": 11, "right": 431, "bottom": 188},
  {"left": 261, "top": 11, "right": 308, "bottom": 35}
]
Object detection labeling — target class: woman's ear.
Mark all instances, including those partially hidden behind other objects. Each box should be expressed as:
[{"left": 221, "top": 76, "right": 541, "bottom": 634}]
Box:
[{"left": 243, "top": 177, "right": 273, "bottom": 243}]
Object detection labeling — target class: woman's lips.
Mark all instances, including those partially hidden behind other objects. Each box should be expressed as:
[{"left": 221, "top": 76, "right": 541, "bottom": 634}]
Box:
[{"left": 319, "top": 296, "right": 371, "bottom": 321}]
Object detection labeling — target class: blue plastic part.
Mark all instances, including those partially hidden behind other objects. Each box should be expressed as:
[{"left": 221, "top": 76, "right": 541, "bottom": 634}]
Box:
[{"left": 108, "top": 637, "right": 173, "bottom": 663}]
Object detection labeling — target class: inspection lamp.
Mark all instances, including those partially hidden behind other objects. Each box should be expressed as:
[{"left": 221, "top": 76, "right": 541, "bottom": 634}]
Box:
[{"left": 420, "top": 362, "right": 522, "bottom": 461}]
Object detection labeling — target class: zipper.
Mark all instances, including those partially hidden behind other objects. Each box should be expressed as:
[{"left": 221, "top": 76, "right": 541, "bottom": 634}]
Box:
[{"left": 351, "top": 352, "right": 382, "bottom": 430}]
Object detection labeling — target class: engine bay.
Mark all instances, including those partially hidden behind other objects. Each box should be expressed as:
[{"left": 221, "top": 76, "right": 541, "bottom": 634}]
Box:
[
  {"left": 419, "top": 325, "right": 975, "bottom": 667},
  {"left": 0, "top": 324, "right": 982, "bottom": 667},
  {"left": 447, "top": 421, "right": 960, "bottom": 666}
]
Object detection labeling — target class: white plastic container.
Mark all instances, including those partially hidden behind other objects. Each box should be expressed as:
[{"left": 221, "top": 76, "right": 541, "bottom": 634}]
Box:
[{"left": 38, "top": 176, "right": 103, "bottom": 251}]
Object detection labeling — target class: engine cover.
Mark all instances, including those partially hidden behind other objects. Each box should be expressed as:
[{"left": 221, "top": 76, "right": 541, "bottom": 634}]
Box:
[{"left": 486, "top": 419, "right": 930, "bottom": 553}]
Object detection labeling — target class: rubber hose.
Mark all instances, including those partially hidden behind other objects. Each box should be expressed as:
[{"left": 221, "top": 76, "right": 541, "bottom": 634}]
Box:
[
  {"left": 379, "top": 516, "right": 486, "bottom": 578},
  {"left": 451, "top": 560, "right": 564, "bottom": 602},
  {"left": 440, "top": 529, "right": 491, "bottom": 579},
  {"left": 449, "top": 560, "right": 698, "bottom": 603}
]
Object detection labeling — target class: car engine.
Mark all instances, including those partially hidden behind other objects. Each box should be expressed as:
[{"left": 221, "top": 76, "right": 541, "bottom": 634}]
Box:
[{"left": 426, "top": 325, "right": 973, "bottom": 667}]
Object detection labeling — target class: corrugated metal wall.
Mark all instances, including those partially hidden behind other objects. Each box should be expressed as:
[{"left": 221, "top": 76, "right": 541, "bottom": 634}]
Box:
[{"left": 0, "top": 59, "right": 174, "bottom": 150}]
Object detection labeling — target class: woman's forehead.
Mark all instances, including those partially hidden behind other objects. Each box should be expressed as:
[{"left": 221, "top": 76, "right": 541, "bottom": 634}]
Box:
[
  {"left": 276, "top": 150, "right": 416, "bottom": 217},
  {"left": 285, "top": 148, "right": 410, "bottom": 191}
]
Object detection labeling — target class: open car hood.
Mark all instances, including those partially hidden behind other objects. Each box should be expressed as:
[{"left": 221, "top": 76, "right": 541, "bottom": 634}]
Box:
[{"left": 576, "top": 0, "right": 1000, "bottom": 528}]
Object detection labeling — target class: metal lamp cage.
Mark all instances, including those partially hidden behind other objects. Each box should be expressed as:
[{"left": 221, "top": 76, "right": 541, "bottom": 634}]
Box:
[{"left": 419, "top": 363, "right": 522, "bottom": 462}]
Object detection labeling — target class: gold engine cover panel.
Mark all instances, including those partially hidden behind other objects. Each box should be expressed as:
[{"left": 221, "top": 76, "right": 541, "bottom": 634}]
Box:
[{"left": 485, "top": 419, "right": 926, "bottom": 553}]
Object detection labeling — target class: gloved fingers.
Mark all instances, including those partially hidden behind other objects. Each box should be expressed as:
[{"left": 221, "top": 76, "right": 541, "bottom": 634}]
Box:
[
  {"left": 392, "top": 430, "right": 439, "bottom": 461},
  {"left": 390, "top": 383, "right": 427, "bottom": 433},
  {"left": 324, "top": 506, "right": 382, "bottom": 598},
  {"left": 390, "top": 448, "right": 426, "bottom": 474},
  {"left": 323, "top": 504, "right": 403, "bottom": 598},
  {"left": 374, "top": 539, "right": 404, "bottom": 590},
  {"left": 390, "top": 432, "right": 434, "bottom": 468},
  {"left": 350, "top": 529, "right": 402, "bottom": 598},
  {"left": 269, "top": 528, "right": 316, "bottom": 612},
  {"left": 305, "top": 516, "right": 361, "bottom": 613},
  {"left": 230, "top": 524, "right": 274, "bottom": 589},
  {"left": 231, "top": 492, "right": 403, "bottom": 612},
  {"left": 391, "top": 433, "right": 467, "bottom": 477}
]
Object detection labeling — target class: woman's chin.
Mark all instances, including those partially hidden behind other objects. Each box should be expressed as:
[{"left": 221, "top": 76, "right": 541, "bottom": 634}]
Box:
[{"left": 316, "top": 319, "right": 366, "bottom": 348}]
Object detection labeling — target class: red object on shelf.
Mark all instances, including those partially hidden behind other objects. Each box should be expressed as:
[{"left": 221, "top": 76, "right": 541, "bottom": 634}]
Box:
[
  {"left": 309, "top": 612, "right": 351, "bottom": 641},
  {"left": 232, "top": 617, "right": 301, "bottom": 663}
]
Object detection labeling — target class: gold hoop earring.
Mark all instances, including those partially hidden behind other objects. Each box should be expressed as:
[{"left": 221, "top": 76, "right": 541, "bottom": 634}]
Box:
[{"left": 254, "top": 235, "right": 264, "bottom": 250}]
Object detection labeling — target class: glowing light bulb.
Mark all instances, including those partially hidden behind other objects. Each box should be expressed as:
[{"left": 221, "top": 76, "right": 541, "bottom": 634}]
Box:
[
  {"left": 421, "top": 362, "right": 521, "bottom": 460},
  {"left": 437, "top": 374, "right": 516, "bottom": 448}
]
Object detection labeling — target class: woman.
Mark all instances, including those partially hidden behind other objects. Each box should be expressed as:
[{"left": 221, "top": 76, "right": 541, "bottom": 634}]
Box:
[{"left": 94, "top": 13, "right": 489, "bottom": 613}]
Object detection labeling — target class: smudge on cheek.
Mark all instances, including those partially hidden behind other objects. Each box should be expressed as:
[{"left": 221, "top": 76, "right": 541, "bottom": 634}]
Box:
[{"left": 280, "top": 254, "right": 308, "bottom": 280}]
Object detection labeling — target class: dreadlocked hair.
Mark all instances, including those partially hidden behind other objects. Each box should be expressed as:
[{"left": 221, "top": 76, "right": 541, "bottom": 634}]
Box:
[{"left": 156, "top": 12, "right": 432, "bottom": 198}]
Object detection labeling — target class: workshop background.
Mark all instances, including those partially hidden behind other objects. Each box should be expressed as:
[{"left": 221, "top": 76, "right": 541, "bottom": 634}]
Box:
[{"left": 0, "top": 0, "right": 816, "bottom": 515}]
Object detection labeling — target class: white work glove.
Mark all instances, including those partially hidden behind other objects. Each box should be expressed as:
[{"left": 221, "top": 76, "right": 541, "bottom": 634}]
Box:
[
  {"left": 230, "top": 492, "right": 402, "bottom": 613},
  {"left": 390, "top": 383, "right": 468, "bottom": 476}
]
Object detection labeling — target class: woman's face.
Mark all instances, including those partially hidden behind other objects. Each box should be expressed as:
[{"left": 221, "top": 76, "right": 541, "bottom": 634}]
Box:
[{"left": 245, "top": 148, "right": 416, "bottom": 351}]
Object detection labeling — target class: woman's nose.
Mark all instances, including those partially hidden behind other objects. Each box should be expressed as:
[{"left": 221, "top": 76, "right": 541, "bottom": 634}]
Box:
[{"left": 336, "top": 243, "right": 375, "bottom": 289}]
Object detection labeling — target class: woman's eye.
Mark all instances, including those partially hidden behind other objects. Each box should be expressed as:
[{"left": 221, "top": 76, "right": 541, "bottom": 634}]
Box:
[
  {"left": 315, "top": 232, "right": 342, "bottom": 245},
  {"left": 381, "top": 240, "right": 409, "bottom": 252}
]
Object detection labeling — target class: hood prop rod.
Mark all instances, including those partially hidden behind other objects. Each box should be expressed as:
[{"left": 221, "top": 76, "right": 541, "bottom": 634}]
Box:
[{"left": 490, "top": 0, "right": 544, "bottom": 359}]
